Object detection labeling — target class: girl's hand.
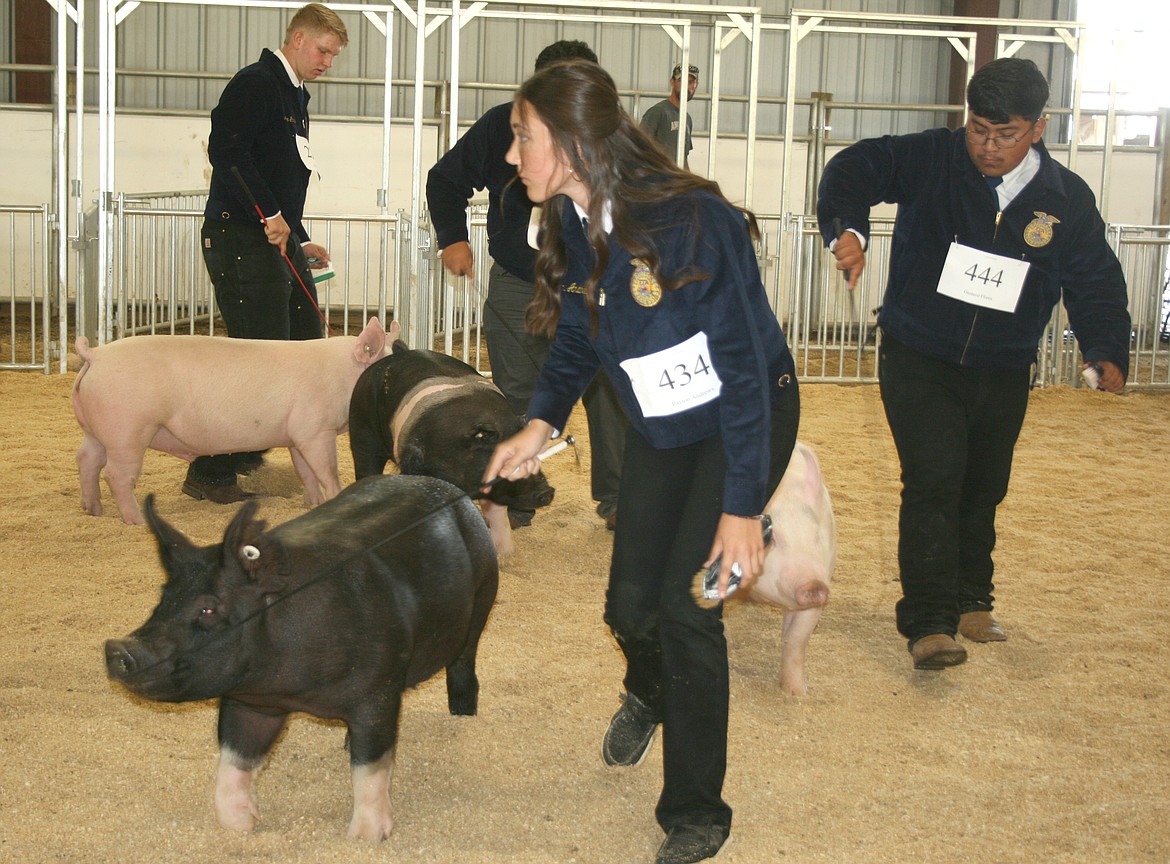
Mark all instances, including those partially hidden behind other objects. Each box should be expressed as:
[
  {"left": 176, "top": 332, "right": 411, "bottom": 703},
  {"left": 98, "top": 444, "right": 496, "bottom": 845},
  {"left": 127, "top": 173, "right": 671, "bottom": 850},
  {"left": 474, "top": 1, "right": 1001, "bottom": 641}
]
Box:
[{"left": 704, "top": 513, "right": 767, "bottom": 598}]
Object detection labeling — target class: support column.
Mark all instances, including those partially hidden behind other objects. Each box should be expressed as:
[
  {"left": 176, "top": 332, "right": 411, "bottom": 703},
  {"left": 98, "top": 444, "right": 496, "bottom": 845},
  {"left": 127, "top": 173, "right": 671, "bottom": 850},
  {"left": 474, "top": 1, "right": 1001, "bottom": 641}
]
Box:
[
  {"left": 948, "top": 0, "right": 1001, "bottom": 128},
  {"left": 15, "top": 0, "right": 52, "bottom": 104}
]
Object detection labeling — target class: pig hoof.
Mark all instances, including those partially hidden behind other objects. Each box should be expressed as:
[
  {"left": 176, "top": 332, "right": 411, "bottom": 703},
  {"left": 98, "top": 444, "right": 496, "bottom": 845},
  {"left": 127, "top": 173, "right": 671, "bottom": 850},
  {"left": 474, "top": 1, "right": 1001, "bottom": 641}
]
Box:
[
  {"left": 215, "top": 757, "right": 260, "bottom": 832},
  {"left": 779, "top": 677, "right": 808, "bottom": 697},
  {"left": 348, "top": 812, "right": 394, "bottom": 842},
  {"left": 215, "top": 798, "right": 259, "bottom": 833}
]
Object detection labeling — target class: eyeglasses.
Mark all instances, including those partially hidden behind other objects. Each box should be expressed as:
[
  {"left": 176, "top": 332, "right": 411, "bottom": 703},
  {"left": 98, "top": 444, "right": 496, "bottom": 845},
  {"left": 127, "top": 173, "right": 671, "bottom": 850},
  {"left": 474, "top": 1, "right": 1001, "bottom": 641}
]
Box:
[{"left": 965, "top": 120, "right": 1037, "bottom": 150}]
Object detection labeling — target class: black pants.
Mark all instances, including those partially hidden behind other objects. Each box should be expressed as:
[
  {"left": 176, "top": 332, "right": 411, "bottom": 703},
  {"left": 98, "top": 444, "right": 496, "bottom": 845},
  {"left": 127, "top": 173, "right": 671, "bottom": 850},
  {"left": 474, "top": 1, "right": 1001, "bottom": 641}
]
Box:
[
  {"left": 605, "top": 383, "right": 799, "bottom": 832},
  {"left": 187, "top": 221, "right": 322, "bottom": 486},
  {"left": 483, "top": 263, "right": 626, "bottom": 511},
  {"left": 201, "top": 220, "right": 322, "bottom": 341},
  {"left": 878, "top": 335, "right": 1030, "bottom": 642}
]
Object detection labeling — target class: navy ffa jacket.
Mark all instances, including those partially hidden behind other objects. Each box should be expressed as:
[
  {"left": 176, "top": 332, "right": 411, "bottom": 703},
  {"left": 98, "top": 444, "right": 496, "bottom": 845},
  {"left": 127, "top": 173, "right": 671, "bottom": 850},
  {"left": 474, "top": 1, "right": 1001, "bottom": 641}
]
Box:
[
  {"left": 426, "top": 103, "right": 538, "bottom": 282},
  {"left": 816, "top": 128, "right": 1130, "bottom": 375},
  {"left": 204, "top": 49, "right": 312, "bottom": 243},
  {"left": 527, "top": 192, "right": 796, "bottom": 516}
]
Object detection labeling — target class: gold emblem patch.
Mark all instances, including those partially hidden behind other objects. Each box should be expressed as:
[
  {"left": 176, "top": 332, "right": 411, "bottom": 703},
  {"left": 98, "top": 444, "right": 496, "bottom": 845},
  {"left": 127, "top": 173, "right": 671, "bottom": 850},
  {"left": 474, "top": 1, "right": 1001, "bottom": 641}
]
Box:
[
  {"left": 629, "top": 258, "right": 662, "bottom": 307},
  {"left": 1023, "top": 211, "right": 1061, "bottom": 248}
]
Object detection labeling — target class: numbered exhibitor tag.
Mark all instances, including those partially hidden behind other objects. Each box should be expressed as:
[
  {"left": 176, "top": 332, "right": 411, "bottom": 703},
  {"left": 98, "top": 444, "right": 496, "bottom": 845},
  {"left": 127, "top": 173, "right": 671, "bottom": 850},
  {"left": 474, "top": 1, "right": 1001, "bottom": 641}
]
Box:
[
  {"left": 619, "top": 331, "right": 722, "bottom": 418},
  {"left": 296, "top": 135, "right": 319, "bottom": 177},
  {"left": 937, "top": 242, "right": 1030, "bottom": 313}
]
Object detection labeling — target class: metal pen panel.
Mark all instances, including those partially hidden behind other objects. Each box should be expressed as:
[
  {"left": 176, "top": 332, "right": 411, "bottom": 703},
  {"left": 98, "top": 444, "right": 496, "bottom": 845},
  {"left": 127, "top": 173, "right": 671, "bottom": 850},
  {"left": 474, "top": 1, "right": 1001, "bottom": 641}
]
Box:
[{"left": 0, "top": 204, "right": 52, "bottom": 372}]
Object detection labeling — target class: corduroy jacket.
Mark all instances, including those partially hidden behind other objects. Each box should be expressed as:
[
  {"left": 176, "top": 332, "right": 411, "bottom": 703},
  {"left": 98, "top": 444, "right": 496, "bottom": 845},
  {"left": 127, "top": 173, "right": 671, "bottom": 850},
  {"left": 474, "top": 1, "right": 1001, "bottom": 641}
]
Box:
[
  {"left": 527, "top": 192, "right": 796, "bottom": 516},
  {"left": 817, "top": 128, "right": 1130, "bottom": 375},
  {"left": 204, "top": 49, "right": 312, "bottom": 243}
]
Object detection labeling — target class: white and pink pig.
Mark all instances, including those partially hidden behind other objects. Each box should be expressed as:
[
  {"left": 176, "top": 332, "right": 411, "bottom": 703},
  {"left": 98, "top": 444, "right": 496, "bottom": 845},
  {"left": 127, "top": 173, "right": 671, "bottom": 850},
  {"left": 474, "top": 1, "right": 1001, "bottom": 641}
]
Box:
[
  {"left": 72, "top": 317, "right": 396, "bottom": 525},
  {"left": 745, "top": 440, "right": 836, "bottom": 696}
]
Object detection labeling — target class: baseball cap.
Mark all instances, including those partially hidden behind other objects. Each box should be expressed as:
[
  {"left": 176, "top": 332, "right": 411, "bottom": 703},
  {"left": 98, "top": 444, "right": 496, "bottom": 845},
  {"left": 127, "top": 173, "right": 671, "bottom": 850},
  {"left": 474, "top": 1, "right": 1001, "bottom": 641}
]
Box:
[{"left": 672, "top": 64, "right": 699, "bottom": 79}]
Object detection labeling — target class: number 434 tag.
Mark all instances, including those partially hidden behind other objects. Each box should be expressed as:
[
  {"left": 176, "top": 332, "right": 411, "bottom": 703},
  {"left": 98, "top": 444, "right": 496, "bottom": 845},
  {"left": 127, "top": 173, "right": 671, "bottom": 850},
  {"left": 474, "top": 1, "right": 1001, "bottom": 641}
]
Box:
[
  {"left": 937, "top": 242, "right": 1031, "bottom": 313},
  {"left": 620, "top": 331, "right": 723, "bottom": 418}
]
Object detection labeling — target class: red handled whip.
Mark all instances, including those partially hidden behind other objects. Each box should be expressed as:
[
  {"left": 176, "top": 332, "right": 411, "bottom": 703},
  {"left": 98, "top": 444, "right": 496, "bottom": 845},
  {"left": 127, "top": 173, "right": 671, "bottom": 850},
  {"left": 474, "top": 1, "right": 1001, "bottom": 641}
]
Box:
[{"left": 230, "top": 165, "right": 333, "bottom": 335}]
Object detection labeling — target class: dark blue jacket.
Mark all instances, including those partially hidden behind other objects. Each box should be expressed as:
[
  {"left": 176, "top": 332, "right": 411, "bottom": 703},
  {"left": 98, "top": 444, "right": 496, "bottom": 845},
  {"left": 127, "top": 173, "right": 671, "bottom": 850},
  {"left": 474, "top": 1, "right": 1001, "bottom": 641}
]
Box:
[
  {"left": 527, "top": 193, "right": 796, "bottom": 516},
  {"left": 817, "top": 128, "right": 1130, "bottom": 375},
  {"left": 204, "top": 49, "right": 312, "bottom": 243},
  {"left": 426, "top": 103, "right": 537, "bottom": 282}
]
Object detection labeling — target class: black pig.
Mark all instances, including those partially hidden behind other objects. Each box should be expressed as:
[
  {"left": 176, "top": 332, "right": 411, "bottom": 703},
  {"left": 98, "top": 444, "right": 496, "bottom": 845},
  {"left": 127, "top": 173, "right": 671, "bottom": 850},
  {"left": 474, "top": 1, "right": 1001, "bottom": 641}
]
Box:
[
  {"left": 349, "top": 339, "right": 555, "bottom": 554},
  {"left": 104, "top": 474, "right": 498, "bottom": 841}
]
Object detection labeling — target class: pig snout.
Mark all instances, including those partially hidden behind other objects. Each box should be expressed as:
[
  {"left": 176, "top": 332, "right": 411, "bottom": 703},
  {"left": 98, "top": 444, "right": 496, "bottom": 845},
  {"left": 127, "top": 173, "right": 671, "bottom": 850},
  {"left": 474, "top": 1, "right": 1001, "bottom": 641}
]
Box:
[
  {"left": 486, "top": 473, "right": 555, "bottom": 509},
  {"left": 104, "top": 637, "right": 180, "bottom": 697},
  {"left": 104, "top": 636, "right": 137, "bottom": 674},
  {"left": 105, "top": 639, "right": 147, "bottom": 682}
]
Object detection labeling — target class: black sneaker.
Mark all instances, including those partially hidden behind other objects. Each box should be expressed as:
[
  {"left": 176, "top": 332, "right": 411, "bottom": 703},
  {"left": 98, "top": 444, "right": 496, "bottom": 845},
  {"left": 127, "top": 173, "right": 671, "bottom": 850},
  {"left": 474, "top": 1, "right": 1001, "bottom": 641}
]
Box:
[
  {"left": 655, "top": 823, "right": 730, "bottom": 864},
  {"left": 601, "top": 691, "right": 659, "bottom": 767}
]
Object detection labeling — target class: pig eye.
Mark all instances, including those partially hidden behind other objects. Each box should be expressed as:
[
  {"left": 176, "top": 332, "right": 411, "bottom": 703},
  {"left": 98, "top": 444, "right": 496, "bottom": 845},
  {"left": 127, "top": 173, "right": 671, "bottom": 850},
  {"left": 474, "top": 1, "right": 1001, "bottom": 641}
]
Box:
[
  {"left": 193, "top": 595, "right": 221, "bottom": 630},
  {"left": 196, "top": 606, "right": 218, "bottom": 629}
]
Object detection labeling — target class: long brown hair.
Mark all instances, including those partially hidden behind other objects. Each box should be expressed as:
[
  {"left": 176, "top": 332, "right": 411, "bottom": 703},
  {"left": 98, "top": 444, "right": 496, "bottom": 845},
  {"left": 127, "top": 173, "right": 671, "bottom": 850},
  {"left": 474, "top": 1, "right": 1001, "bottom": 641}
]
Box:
[{"left": 513, "top": 60, "right": 759, "bottom": 337}]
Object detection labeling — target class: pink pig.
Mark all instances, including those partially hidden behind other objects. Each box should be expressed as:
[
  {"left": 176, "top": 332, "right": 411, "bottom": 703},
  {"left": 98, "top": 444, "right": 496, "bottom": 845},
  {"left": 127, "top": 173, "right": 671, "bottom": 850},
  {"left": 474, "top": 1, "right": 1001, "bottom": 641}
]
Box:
[
  {"left": 72, "top": 317, "right": 396, "bottom": 525},
  {"left": 746, "top": 440, "right": 836, "bottom": 696}
]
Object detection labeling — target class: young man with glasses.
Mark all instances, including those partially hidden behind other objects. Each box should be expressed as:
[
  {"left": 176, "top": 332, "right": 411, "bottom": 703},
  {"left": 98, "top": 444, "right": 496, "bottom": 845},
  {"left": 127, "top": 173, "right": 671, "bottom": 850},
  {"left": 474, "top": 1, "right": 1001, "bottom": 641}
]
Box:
[{"left": 816, "top": 57, "right": 1131, "bottom": 671}]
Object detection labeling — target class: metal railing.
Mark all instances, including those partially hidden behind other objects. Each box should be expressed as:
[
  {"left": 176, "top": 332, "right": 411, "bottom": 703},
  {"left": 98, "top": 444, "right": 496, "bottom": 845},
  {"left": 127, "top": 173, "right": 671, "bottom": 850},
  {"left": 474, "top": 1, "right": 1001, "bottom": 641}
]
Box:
[
  {"left": 778, "top": 215, "right": 1170, "bottom": 389},
  {"left": 6, "top": 196, "right": 1168, "bottom": 390},
  {"left": 1107, "top": 225, "right": 1170, "bottom": 387},
  {"left": 99, "top": 194, "right": 408, "bottom": 343},
  {"left": 0, "top": 204, "right": 52, "bottom": 372}
]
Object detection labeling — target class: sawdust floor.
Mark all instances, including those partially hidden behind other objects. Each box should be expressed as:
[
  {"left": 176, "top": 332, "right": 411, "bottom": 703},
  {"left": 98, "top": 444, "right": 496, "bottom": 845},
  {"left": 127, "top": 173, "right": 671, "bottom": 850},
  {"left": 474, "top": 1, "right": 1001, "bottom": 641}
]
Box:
[{"left": 1, "top": 371, "right": 1167, "bottom": 863}]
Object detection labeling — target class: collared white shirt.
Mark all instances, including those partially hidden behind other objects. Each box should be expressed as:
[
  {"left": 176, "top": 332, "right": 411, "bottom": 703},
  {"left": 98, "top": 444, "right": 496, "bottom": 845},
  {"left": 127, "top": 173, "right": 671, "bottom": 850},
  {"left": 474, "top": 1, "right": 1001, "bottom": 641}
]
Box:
[
  {"left": 572, "top": 199, "right": 614, "bottom": 234},
  {"left": 990, "top": 146, "right": 1040, "bottom": 211},
  {"left": 273, "top": 48, "right": 303, "bottom": 88}
]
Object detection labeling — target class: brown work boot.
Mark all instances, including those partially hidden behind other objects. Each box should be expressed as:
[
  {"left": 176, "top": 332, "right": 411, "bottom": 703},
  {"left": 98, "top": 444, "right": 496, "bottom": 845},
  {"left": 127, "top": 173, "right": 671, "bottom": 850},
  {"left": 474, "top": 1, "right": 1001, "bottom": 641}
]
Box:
[
  {"left": 909, "top": 634, "right": 968, "bottom": 670},
  {"left": 181, "top": 479, "right": 256, "bottom": 504},
  {"left": 959, "top": 611, "right": 1007, "bottom": 642}
]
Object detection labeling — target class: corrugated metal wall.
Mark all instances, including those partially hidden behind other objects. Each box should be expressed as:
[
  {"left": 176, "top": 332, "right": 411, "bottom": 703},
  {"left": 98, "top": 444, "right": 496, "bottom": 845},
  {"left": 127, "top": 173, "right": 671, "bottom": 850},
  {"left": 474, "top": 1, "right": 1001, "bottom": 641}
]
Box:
[{"left": 1, "top": 1, "right": 1078, "bottom": 139}]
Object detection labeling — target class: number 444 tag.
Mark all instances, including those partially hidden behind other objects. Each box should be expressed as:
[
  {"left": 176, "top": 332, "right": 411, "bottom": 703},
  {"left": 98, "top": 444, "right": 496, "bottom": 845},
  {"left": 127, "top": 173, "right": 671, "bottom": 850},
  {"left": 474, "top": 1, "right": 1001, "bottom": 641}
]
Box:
[{"left": 936, "top": 242, "right": 1031, "bottom": 313}]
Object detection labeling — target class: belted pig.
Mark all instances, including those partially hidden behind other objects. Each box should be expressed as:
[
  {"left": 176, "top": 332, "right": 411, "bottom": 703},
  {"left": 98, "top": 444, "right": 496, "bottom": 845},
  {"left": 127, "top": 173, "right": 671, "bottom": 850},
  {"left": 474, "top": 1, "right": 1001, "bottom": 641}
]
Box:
[
  {"left": 746, "top": 440, "right": 836, "bottom": 696},
  {"left": 72, "top": 317, "right": 395, "bottom": 525},
  {"left": 348, "top": 339, "right": 555, "bottom": 554},
  {"left": 104, "top": 474, "right": 498, "bottom": 841}
]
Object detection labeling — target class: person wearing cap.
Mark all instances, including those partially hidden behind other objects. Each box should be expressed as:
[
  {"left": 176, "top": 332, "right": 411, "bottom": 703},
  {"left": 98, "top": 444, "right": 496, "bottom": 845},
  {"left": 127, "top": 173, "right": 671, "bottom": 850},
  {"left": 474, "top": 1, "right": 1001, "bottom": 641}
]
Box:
[{"left": 640, "top": 64, "right": 698, "bottom": 169}]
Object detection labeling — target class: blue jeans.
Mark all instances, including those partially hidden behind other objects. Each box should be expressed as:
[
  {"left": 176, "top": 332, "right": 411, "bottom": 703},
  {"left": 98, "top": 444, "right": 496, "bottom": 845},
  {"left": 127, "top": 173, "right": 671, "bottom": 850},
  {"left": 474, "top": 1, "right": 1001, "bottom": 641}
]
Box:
[{"left": 878, "top": 334, "right": 1030, "bottom": 642}]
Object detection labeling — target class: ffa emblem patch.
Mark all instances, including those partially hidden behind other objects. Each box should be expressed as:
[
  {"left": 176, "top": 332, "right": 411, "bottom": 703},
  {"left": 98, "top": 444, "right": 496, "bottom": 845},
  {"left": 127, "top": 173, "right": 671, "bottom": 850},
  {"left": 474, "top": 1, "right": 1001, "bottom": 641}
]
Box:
[
  {"left": 563, "top": 282, "right": 584, "bottom": 295},
  {"left": 629, "top": 258, "right": 662, "bottom": 307},
  {"left": 1023, "top": 212, "right": 1060, "bottom": 248}
]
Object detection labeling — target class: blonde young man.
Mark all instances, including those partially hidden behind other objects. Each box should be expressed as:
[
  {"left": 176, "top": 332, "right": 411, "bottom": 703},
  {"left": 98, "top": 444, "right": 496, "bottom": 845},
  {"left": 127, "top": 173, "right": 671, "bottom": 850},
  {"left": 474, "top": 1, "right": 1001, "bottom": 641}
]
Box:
[{"left": 186, "top": 3, "right": 347, "bottom": 504}]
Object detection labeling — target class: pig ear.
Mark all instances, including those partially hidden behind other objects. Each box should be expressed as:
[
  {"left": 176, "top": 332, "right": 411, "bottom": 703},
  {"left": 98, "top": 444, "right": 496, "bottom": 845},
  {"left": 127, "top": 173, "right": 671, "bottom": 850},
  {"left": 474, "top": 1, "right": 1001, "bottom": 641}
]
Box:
[
  {"left": 143, "top": 494, "right": 202, "bottom": 574},
  {"left": 356, "top": 316, "right": 387, "bottom": 364},
  {"left": 800, "top": 445, "right": 823, "bottom": 502},
  {"left": 221, "top": 501, "right": 287, "bottom": 588}
]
